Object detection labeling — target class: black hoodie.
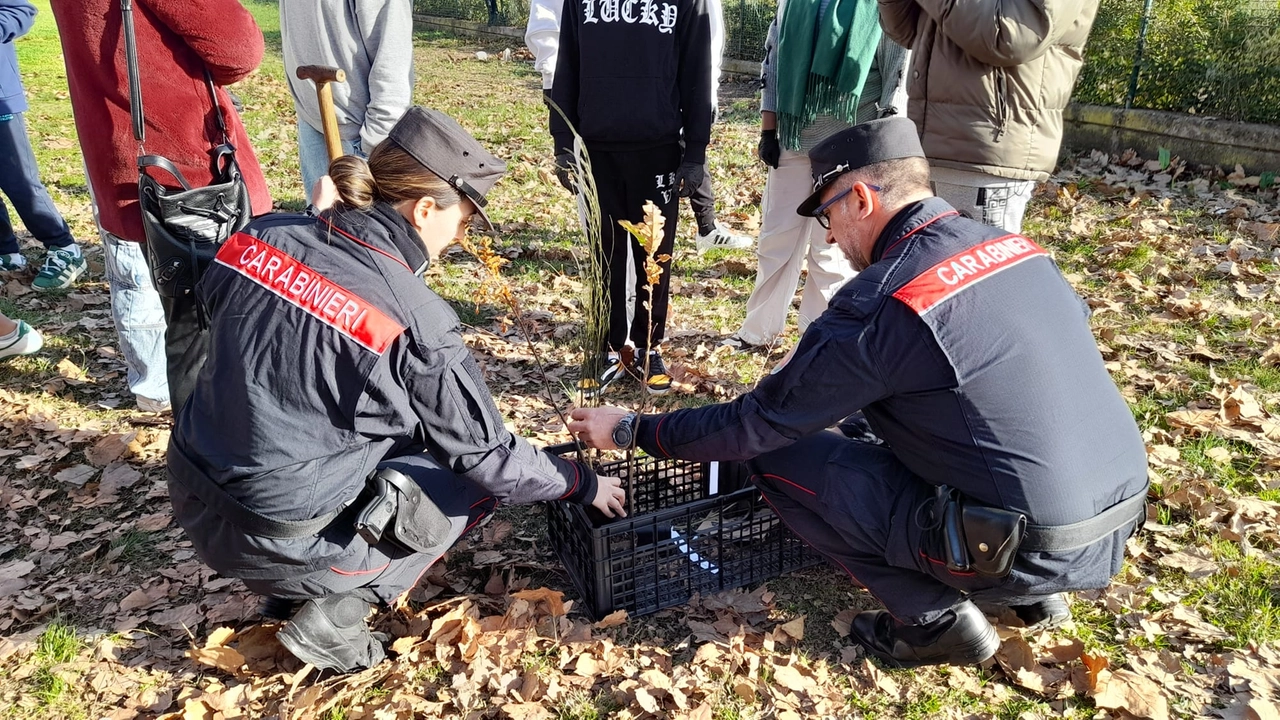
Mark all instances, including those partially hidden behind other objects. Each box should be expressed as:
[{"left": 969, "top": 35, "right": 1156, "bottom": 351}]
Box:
[{"left": 550, "top": 0, "right": 713, "bottom": 164}]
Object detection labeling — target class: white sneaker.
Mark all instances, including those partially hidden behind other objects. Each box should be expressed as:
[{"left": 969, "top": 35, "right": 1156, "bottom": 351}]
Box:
[
  {"left": 720, "top": 333, "right": 761, "bottom": 352},
  {"left": 136, "top": 395, "right": 172, "bottom": 414},
  {"left": 696, "top": 222, "right": 753, "bottom": 254},
  {"left": 0, "top": 320, "right": 42, "bottom": 359}
]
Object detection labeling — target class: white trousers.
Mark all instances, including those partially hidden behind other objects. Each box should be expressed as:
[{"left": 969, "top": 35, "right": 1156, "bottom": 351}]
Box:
[{"left": 736, "top": 150, "right": 855, "bottom": 346}]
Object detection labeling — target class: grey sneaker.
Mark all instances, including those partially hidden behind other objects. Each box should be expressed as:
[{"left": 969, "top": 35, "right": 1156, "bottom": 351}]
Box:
[
  {"left": 0, "top": 253, "right": 27, "bottom": 272},
  {"left": 696, "top": 222, "right": 753, "bottom": 254},
  {"left": 32, "top": 247, "right": 87, "bottom": 291},
  {"left": 0, "top": 320, "right": 42, "bottom": 359}
]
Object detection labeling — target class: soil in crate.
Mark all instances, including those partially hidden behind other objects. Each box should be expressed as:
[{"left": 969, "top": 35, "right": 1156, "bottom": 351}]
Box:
[{"left": 547, "top": 451, "right": 821, "bottom": 619}]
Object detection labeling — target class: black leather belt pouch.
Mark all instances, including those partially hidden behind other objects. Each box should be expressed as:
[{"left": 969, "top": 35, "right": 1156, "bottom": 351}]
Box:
[
  {"left": 960, "top": 504, "right": 1027, "bottom": 578},
  {"left": 353, "top": 468, "right": 453, "bottom": 554}
]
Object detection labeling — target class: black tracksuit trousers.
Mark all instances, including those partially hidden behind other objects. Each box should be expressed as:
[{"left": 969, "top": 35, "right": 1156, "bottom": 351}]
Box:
[{"left": 589, "top": 143, "right": 680, "bottom": 352}]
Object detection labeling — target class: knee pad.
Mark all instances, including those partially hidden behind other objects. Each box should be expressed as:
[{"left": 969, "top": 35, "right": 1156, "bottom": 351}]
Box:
[{"left": 276, "top": 593, "right": 386, "bottom": 673}]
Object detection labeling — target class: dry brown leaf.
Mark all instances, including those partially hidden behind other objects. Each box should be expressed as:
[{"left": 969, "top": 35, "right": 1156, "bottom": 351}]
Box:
[
  {"left": 511, "top": 588, "right": 566, "bottom": 617},
  {"left": 1081, "top": 652, "right": 1109, "bottom": 691},
  {"left": 683, "top": 703, "right": 713, "bottom": 720},
  {"left": 831, "top": 608, "right": 856, "bottom": 638},
  {"left": 635, "top": 687, "right": 663, "bottom": 714},
  {"left": 594, "top": 609, "right": 628, "bottom": 629},
  {"left": 573, "top": 653, "right": 601, "bottom": 677},
  {"left": 54, "top": 464, "right": 97, "bottom": 487},
  {"left": 772, "top": 664, "right": 810, "bottom": 694},
  {"left": 732, "top": 679, "right": 756, "bottom": 703},
  {"left": 86, "top": 432, "right": 137, "bottom": 466},
  {"left": 1093, "top": 669, "right": 1169, "bottom": 720},
  {"left": 502, "top": 702, "right": 553, "bottom": 720},
  {"left": 188, "top": 645, "right": 246, "bottom": 674},
  {"left": 777, "top": 615, "right": 805, "bottom": 641},
  {"left": 205, "top": 627, "right": 236, "bottom": 647},
  {"left": 1248, "top": 698, "right": 1280, "bottom": 720},
  {"left": 1157, "top": 550, "right": 1219, "bottom": 578},
  {"left": 181, "top": 698, "right": 213, "bottom": 720}
]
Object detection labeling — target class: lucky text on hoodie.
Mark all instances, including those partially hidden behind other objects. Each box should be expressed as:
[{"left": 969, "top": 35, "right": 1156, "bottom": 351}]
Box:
[{"left": 582, "top": 0, "right": 678, "bottom": 33}]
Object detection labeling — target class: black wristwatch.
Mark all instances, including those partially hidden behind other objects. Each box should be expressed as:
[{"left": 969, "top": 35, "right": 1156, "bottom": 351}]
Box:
[{"left": 611, "top": 412, "right": 638, "bottom": 449}]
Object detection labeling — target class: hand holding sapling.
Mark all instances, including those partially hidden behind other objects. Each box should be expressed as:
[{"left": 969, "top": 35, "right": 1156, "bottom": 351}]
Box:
[{"left": 568, "top": 406, "right": 632, "bottom": 451}]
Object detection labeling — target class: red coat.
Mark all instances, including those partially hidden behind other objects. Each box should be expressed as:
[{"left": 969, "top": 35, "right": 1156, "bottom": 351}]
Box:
[{"left": 50, "top": 0, "right": 272, "bottom": 242}]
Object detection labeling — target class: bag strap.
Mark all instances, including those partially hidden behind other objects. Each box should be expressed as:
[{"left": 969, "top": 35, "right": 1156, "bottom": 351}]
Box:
[
  {"left": 121, "top": 0, "right": 146, "bottom": 144},
  {"left": 137, "top": 154, "right": 193, "bottom": 191},
  {"left": 120, "top": 0, "right": 235, "bottom": 156}
]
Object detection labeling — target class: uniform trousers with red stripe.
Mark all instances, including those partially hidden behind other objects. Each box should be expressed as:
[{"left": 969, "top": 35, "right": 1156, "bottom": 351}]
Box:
[
  {"left": 242, "top": 453, "right": 495, "bottom": 605},
  {"left": 748, "top": 428, "right": 1042, "bottom": 625}
]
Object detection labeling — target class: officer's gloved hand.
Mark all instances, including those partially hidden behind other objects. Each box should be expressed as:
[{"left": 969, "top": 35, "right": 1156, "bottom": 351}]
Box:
[
  {"left": 554, "top": 152, "right": 577, "bottom": 193},
  {"left": 675, "top": 162, "right": 703, "bottom": 198},
  {"left": 758, "top": 129, "right": 781, "bottom": 169}
]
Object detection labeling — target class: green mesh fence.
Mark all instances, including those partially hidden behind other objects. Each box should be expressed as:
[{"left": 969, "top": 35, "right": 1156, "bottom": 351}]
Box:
[{"left": 1076, "top": 0, "right": 1280, "bottom": 125}]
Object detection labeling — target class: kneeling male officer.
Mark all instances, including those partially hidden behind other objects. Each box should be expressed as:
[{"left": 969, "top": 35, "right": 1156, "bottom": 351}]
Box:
[
  {"left": 569, "top": 117, "right": 1149, "bottom": 668},
  {"left": 168, "top": 108, "right": 626, "bottom": 673}
]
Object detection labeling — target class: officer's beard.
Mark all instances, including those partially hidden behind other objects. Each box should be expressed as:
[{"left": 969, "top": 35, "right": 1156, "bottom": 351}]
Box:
[{"left": 845, "top": 244, "right": 872, "bottom": 272}]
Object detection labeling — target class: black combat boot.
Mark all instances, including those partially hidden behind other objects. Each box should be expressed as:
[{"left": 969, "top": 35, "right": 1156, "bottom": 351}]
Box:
[
  {"left": 276, "top": 593, "right": 386, "bottom": 673},
  {"left": 850, "top": 600, "right": 1000, "bottom": 668}
]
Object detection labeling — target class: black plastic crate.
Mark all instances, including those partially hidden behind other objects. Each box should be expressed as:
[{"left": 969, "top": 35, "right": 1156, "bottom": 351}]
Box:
[{"left": 545, "top": 446, "right": 823, "bottom": 620}]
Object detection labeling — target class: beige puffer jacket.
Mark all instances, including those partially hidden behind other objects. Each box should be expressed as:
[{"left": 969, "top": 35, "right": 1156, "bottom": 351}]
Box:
[{"left": 878, "top": 0, "right": 1100, "bottom": 181}]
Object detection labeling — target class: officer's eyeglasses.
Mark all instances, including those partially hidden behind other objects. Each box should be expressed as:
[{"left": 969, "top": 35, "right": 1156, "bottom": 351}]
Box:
[{"left": 813, "top": 184, "right": 881, "bottom": 229}]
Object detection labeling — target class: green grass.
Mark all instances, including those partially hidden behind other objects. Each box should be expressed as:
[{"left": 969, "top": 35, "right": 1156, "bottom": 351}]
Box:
[
  {"left": 109, "top": 530, "right": 166, "bottom": 570},
  {"left": 30, "top": 622, "right": 85, "bottom": 711},
  {"left": 555, "top": 690, "right": 621, "bottom": 720},
  {"left": 1185, "top": 545, "right": 1280, "bottom": 648}
]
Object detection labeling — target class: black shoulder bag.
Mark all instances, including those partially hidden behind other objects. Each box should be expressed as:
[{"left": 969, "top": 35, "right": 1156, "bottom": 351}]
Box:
[{"left": 121, "top": 0, "right": 252, "bottom": 300}]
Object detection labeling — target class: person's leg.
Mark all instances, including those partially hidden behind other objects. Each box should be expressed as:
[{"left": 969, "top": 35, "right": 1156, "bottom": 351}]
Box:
[
  {"left": 589, "top": 149, "right": 636, "bottom": 354},
  {"left": 270, "top": 453, "right": 491, "bottom": 672},
  {"left": 0, "top": 311, "right": 42, "bottom": 359},
  {"left": 690, "top": 165, "right": 717, "bottom": 236},
  {"left": 750, "top": 431, "right": 964, "bottom": 622},
  {"left": 297, "top": 120, "right": 362, "bottom": 199},
  {"left": 628, "top": 143, "right": 681, "bottom": 352},
  {"left": 0, "top": 113, "right": 76, "bottom": 251},
  {"left": 101, "top": 233, "right": 171, "bottom": 408},
  {"left": 0, "top": 195, "right": 18, "bottom": 262},
  {"left": 750, "top": 431, "right": 1001, "bottom": 667},
  {"left": 298, "top": 120, "right": 331, "bottom": 198},
  {"left": 796, "top": 214, "right": 856, "bottom": 331},
  {"left": 734, "top": 150, "right": 816, "bottom": 346}
]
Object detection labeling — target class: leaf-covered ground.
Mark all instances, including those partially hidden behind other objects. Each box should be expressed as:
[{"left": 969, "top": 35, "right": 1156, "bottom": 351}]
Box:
[{"left": 1, "top": 3, "right": 1278, "bottom": 718}]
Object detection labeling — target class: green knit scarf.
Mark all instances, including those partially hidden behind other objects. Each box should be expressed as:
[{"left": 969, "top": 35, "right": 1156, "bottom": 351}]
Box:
[{"left": 775, "top": 0, "right": 883, "bottom": 150}]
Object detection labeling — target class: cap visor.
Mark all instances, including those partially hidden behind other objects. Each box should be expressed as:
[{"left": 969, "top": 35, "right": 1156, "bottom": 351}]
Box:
[
  {"left": 795, "top": 188, "right": 825, "bottom": 217},
  {"left": 473, "top": 204, "right": 496, "bottom": 232}
]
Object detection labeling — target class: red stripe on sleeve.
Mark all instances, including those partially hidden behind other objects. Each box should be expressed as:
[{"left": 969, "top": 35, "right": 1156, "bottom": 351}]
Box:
[
  {"left": 892, "top": 234, "right": 1049, "bottom": 316},
  {"left": 214, "top": 232, "right": 406, "bottom": 354}
]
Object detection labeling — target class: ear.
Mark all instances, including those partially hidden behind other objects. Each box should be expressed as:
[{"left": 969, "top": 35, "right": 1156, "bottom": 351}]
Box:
[
  {"left": 852, "top": 182, "right": 878, "bottom": 219},
  {"left": 411, "top": 196, "right": 439, "bottom": 229}
]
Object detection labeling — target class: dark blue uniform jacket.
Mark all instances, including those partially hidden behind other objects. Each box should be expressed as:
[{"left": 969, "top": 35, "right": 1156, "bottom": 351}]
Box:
[
  {"left": 636, "top": 198, "right": 1149, "bottom": 587},
  {"left": 168, "top": 204, "right": 595, "bottom": 581}
]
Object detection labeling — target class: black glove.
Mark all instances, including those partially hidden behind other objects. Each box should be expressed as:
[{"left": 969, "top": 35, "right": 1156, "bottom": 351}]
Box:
[
  {"left": 675, "top": 162, "right": 703, "bottom": 198},
  {"left": 758, "top": 129, "right": 781, "bottom": 169},
  {"left": 554, "top": 152, "right": 577, "bottom": 193}
]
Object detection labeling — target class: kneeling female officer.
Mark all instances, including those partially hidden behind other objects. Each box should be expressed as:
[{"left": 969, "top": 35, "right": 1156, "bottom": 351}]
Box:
[{"left": 167, "top": 108, "right": 626, "bottom": 672}]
